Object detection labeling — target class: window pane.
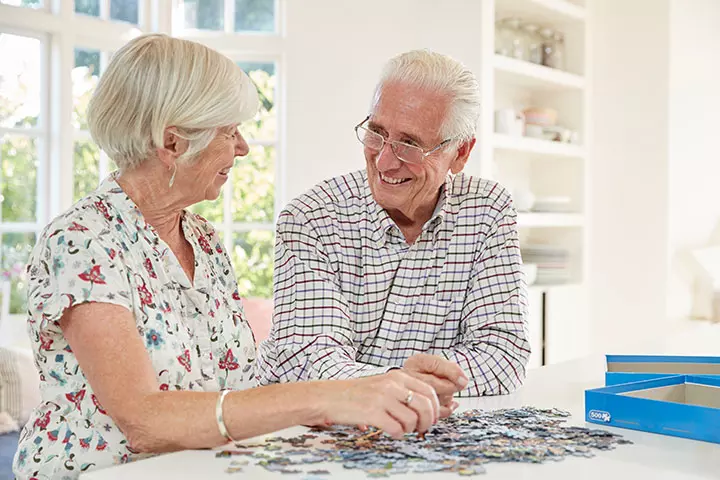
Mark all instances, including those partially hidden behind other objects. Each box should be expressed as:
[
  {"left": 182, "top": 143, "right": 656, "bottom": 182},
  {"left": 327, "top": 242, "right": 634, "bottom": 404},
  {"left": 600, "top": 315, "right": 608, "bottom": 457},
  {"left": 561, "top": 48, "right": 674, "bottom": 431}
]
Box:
[
  {"left": 74, "top": 139, "right": 100, "bottom": 201},
  {"left": 111, "top": 0, "right": 138, "bottom": 24},
  {"left": 231, "top": 230, "right": 273, "bottom": 299},
  {"left": 0, "top": 0, "right": 42, "bottom": 8},
  {"left": 235, "top": 0, "right": 275, "bottom": 33},
  {"left": 0, "top": 33, "right": 41, "bottom": 129},
  {"left": 74, "top": 0, "right": 100, "bottom": 16},
  {"left": 184, "top": 0, "right": 224, "bottom": 31},
  {"left": 1, "top": 135, "right": 37, "bottom": 222},
  {"left": 187, "top": 191, "right": 224, "bottom": 225},
  {"left": 1, "top": 232, "right": 35, "bottom": 314},
  {"left": 73, "top": 48, "right": 101, "bottom": 131},
  {"left": 232, "top": 145, "right": 274, "bottom": 223},
  {"left": 237, "top": 62, "right": 276, "bottom": 141}
]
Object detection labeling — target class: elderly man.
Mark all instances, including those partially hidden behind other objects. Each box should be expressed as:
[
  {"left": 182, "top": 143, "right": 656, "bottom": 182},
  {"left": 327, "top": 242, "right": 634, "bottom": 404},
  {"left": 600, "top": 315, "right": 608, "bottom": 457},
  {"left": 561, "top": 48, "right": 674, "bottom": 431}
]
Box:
[{"left": 257, "top": 50, "right": 530, "bottom": 407}]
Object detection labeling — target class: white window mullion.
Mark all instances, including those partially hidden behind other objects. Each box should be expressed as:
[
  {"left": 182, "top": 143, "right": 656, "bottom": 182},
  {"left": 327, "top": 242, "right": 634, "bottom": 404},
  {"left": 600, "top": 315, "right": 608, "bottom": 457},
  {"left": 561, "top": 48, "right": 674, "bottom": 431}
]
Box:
[
  {"left": 37, "top": 33, "right": 51, "bottom": 225},
  {"left": 225, "top": 0, "right": 235, "bottom": 34},
  {"left": 152, "top": 0, "right": 173, "bottom": 33},
  {"left": 100, "top": 50, "right": 111, "bottom": 72},
  {"left": 50, "top": 31, "right": 75, "bottom": 217},
  {"left": 100, "top": 0, "right": 111, "bottom": 20}
]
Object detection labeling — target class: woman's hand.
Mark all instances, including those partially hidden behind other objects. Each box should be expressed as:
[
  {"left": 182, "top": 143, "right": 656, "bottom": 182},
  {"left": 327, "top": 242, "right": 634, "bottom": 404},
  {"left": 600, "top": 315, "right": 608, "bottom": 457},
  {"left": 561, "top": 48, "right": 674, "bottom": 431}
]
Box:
[{"left": 311, "top": 370, "right": 440, "bottom": 439}]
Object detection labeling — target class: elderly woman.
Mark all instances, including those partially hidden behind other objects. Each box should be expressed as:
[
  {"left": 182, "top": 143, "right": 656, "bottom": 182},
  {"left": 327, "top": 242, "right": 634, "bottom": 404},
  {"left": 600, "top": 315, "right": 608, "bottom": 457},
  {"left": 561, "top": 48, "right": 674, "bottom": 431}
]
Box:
[{"left": 13, "top": 34, "right": 440, "bottom": 480}]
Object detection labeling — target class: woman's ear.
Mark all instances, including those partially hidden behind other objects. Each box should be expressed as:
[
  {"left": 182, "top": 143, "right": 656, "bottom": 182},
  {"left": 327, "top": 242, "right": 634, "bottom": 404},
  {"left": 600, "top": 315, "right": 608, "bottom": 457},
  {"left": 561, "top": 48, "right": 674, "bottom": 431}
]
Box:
[{"left": 156, "top": 127, "right": 189, "bottom": 167}]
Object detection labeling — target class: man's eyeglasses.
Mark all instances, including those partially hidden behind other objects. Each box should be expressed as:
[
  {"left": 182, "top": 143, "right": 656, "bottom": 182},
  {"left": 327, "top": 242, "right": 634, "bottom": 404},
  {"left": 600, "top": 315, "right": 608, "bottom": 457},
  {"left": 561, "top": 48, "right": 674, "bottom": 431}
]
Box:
[{"left": 354, "top": 115, "right": 454, "bottom": 165}]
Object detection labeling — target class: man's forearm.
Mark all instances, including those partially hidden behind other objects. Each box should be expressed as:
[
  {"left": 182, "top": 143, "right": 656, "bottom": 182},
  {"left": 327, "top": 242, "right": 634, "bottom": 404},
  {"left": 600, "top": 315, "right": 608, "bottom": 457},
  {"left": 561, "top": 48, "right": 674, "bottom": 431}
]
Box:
[{"left": 441, "top": 343, "right": 528, "bottom": 396}]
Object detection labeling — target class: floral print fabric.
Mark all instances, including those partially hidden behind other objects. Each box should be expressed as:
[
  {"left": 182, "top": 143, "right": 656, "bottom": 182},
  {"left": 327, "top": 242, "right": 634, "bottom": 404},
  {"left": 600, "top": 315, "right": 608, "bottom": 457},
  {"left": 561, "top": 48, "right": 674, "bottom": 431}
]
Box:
[{"left": 13, "top": 174, "right": 256, "bottom": 479}]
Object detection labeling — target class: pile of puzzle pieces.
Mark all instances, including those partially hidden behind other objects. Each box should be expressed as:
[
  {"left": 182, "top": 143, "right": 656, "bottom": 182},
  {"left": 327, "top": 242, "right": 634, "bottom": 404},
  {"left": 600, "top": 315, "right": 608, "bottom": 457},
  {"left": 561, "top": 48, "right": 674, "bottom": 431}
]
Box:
[{"left": 215, "top": 406, "right": 632, "bottom": 477}]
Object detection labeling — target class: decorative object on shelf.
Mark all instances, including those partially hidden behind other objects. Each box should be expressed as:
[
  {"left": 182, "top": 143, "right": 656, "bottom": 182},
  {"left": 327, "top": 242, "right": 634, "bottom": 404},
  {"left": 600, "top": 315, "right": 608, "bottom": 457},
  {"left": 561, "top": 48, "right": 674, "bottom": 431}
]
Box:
[
  {"left": 495, "top": 18, "right": 569, "bottom": 73},
  {"left": 513, "top": 188, "right": 536, "bottom": 212},
  {"left": 522, "top": 244, "right": 572, "bottom": 285},
  {"left": 522, "top": 22, "right": 543, "bottom": 65},
  {"left": 521, "top": 107, "right": 578, "bottom": 144},
  {"left": 549, "top": 31, "right": 566, "bottom": 70},
  {"left": 523, "top": 107, "right": 558, "bottom": 127},
  {"left": 532, "top": 196, "right": 573, "bottom": 213},
  {"left": 494, "top": 108, "right": 525, "bottom": 136},
  {"left": 495, "top": 17, "right": 511, "bottom": 57},
  {"left": 539, "top": 27, "right": 556, "bottom": 69}
]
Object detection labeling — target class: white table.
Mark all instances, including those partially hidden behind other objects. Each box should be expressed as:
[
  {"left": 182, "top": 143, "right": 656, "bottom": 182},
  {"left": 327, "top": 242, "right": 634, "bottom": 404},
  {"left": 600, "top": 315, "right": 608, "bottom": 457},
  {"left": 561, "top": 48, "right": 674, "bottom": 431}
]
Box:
[{"left": 83, "top": 321, "right": 720, "bottom": 479}]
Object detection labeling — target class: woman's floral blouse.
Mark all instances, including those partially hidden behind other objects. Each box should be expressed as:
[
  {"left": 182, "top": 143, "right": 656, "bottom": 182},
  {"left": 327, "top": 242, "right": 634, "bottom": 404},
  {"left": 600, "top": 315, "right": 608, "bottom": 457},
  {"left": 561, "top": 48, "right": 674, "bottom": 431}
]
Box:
[{"left": 13, "top": 174, "right": 256, "bottom": 479}]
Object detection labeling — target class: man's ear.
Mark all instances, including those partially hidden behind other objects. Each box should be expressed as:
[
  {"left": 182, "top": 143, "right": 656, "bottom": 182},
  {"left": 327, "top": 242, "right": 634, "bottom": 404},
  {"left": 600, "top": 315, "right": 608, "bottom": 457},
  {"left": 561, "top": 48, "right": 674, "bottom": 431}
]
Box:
[
  {"left": 450, "top": 137, "right": 476, "bottom": 174},
  {"left": 156, "top": 127, "right": 188, "bottom": 168}
]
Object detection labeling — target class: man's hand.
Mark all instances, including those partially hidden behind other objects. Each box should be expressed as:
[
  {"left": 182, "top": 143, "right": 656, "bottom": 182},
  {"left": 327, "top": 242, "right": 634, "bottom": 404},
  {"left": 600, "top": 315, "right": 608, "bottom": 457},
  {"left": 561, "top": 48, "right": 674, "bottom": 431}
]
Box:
[{"left": 402, "top": 354, "right": 468, "bottom": 417}]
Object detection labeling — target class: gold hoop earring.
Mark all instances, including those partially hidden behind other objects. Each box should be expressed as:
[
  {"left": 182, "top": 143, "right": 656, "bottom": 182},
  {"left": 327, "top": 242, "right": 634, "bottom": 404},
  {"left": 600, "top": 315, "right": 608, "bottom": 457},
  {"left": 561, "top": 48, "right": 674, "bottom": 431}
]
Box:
[{"left": 168, "top": 164, "right": 177, "bottom": 188}]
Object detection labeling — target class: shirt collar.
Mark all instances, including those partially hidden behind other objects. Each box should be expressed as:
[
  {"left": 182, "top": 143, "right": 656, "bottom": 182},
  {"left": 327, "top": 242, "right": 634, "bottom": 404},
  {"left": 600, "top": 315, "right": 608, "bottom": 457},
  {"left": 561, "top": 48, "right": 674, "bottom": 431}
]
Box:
[{"left": 368, "top": 172, "right": 454, "bottom": 248}]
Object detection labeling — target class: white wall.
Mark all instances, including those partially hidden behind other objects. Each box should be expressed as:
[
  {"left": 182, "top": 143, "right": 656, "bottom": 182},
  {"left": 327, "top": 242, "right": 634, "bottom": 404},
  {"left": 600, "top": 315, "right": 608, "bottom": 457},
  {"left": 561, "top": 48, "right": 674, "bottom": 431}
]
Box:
[
  {"left": 589, "top": 0, "right": 671, "bottom": 352},
  {"left": 667, "top": 0, "right": 720, "bottom": 320},
  {"left": 283, "top": 0, "right": 484, "bottom": 202}
]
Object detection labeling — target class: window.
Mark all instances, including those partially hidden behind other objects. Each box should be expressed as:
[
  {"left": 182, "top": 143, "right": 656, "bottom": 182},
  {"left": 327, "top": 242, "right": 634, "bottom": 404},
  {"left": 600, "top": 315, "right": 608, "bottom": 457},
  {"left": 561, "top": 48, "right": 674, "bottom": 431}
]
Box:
[
  {"left": 178, "top": 0, "right": 282, "bottom": 299},
  {"left": 75, "top": 0, "right": 139, "bottom": 25},
  {"left": 73, "top": 48, "right": 116, "bottom": 202},
  {"left": 0, "top": 0, "right": 42, "bottom": 8},
  {"left": 0, "top": 0, "right": 284, "bottom": 323},
  {"left": 0, "top": 32, "right": 45, "bottom": 314},
  {"left": 189, "top": 61, "right": 278, "bottom": 299},
  {"left": 182, "top": 0, "right": 277, "bottom": 33}
]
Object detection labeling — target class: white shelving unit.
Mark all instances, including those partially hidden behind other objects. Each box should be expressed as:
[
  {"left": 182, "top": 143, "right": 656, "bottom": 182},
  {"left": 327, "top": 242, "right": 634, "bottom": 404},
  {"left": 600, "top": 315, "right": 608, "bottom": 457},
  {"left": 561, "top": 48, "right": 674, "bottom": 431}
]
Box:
[{"left": 473, "top": 0, "right": 590, "bottom": 368}]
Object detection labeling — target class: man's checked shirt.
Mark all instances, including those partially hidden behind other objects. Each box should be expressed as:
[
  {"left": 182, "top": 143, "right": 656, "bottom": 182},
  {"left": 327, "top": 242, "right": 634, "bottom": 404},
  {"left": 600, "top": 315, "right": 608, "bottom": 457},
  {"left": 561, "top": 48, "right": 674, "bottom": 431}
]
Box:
[{"left": 255, "top": 169, "right": 531, "bottom": 396}]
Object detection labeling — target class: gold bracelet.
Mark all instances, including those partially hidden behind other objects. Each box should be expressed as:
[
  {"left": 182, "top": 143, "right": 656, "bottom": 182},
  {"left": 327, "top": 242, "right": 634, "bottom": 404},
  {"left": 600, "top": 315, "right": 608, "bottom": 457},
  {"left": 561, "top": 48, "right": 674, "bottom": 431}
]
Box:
[{"left": 215, "top": 390, "right": 238, "bottom": 444}]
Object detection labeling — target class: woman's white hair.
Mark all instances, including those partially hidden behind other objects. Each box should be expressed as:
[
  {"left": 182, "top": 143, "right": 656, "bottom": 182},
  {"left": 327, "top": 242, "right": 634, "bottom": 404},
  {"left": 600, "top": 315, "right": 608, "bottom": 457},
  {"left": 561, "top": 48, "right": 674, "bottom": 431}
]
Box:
[
  {"left": 372, "top": 50, "right": 481, "bottom": 144},
  {"left": 88, "top": 33, "right": 258, "bottom": 170}
]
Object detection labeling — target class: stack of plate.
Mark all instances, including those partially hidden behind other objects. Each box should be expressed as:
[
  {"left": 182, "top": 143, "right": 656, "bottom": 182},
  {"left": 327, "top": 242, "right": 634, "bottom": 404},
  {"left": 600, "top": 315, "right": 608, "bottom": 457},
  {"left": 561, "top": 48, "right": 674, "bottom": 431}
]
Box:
[
  {"left": 531, "top": 196, "right": 573, "bottom": 213},
  {"left": 521, "top": 244, "right": 571, "bottom": 285}
]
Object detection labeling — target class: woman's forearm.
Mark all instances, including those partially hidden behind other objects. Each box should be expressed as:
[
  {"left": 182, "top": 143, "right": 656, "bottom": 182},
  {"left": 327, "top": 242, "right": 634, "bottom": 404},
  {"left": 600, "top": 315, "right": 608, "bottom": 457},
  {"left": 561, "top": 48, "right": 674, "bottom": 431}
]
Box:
[{"left": 121, "top": 382, "right": 325, "bottom": 453}]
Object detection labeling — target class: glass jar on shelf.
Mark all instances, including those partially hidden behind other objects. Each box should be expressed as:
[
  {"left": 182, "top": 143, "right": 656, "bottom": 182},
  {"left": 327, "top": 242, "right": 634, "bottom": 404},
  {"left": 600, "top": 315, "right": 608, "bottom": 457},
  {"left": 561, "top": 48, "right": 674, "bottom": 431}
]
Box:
[
  {"left": 522, "top": 22, "right": 542, "bottom": 65},
  {"left": 494, "top": 18, "right": 511, "bottom": 56},
  {"left": 539, "top": 27, "right": 555, "bottom": 68},
  {"left": 548, "top": 31, "right": 566, "bottom": 70},
  {"left": 505, "top": 17, "right": 525, "bottom": 61}
]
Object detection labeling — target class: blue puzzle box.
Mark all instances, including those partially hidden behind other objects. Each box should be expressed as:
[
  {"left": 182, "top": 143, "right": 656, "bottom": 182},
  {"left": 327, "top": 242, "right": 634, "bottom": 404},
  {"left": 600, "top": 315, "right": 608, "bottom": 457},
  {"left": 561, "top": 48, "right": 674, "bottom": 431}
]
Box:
[
  {"left": 604, "top": 354, "right": 720, "bottom": 385},
  {"left": 585, "top": 374, "right": 720, "bottom": 444}
]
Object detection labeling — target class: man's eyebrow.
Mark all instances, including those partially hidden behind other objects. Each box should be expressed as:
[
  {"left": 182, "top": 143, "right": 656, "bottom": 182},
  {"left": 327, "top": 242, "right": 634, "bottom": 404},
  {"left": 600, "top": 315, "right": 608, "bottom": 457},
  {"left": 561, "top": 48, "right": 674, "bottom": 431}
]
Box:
[{"left": 368, "top": 121, "right": 423, "bottom": 145}]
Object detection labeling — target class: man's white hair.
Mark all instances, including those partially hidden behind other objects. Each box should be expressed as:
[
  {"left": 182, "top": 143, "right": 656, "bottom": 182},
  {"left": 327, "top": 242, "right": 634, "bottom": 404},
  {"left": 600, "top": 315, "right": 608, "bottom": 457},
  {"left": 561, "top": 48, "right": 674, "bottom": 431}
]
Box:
[
  {"left": 88, "top": 33, "right": 258, "bottom": 170},
  {"left": 372, "top": 49, "right": 481, "bottom": 144}
]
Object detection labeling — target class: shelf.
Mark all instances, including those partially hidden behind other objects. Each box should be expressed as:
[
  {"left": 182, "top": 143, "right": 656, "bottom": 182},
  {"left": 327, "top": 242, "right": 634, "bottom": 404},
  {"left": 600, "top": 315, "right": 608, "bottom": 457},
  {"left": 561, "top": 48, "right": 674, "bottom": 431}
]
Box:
[
  {"left": 517, "top": 212, "right": 584, "bottom": 227},
  {"left": 495, "top": 0, "right": 586, "bottom": 27},
  {"left": 493, "top": 134, "right": 586, "bottom": 159},
  {"left": 494, "top": 54, "right": 585, "bottom": 91},
  {"left": 529, "top": 282, "right": 581, "bottom": 293}
]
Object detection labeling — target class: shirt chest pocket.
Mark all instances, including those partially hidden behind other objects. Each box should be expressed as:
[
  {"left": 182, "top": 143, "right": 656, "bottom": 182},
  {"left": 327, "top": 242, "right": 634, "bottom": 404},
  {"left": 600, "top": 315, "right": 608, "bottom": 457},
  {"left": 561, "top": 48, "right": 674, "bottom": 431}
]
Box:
[{"left": 403, "top": 295, "right": 465, "bottom": 348}]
